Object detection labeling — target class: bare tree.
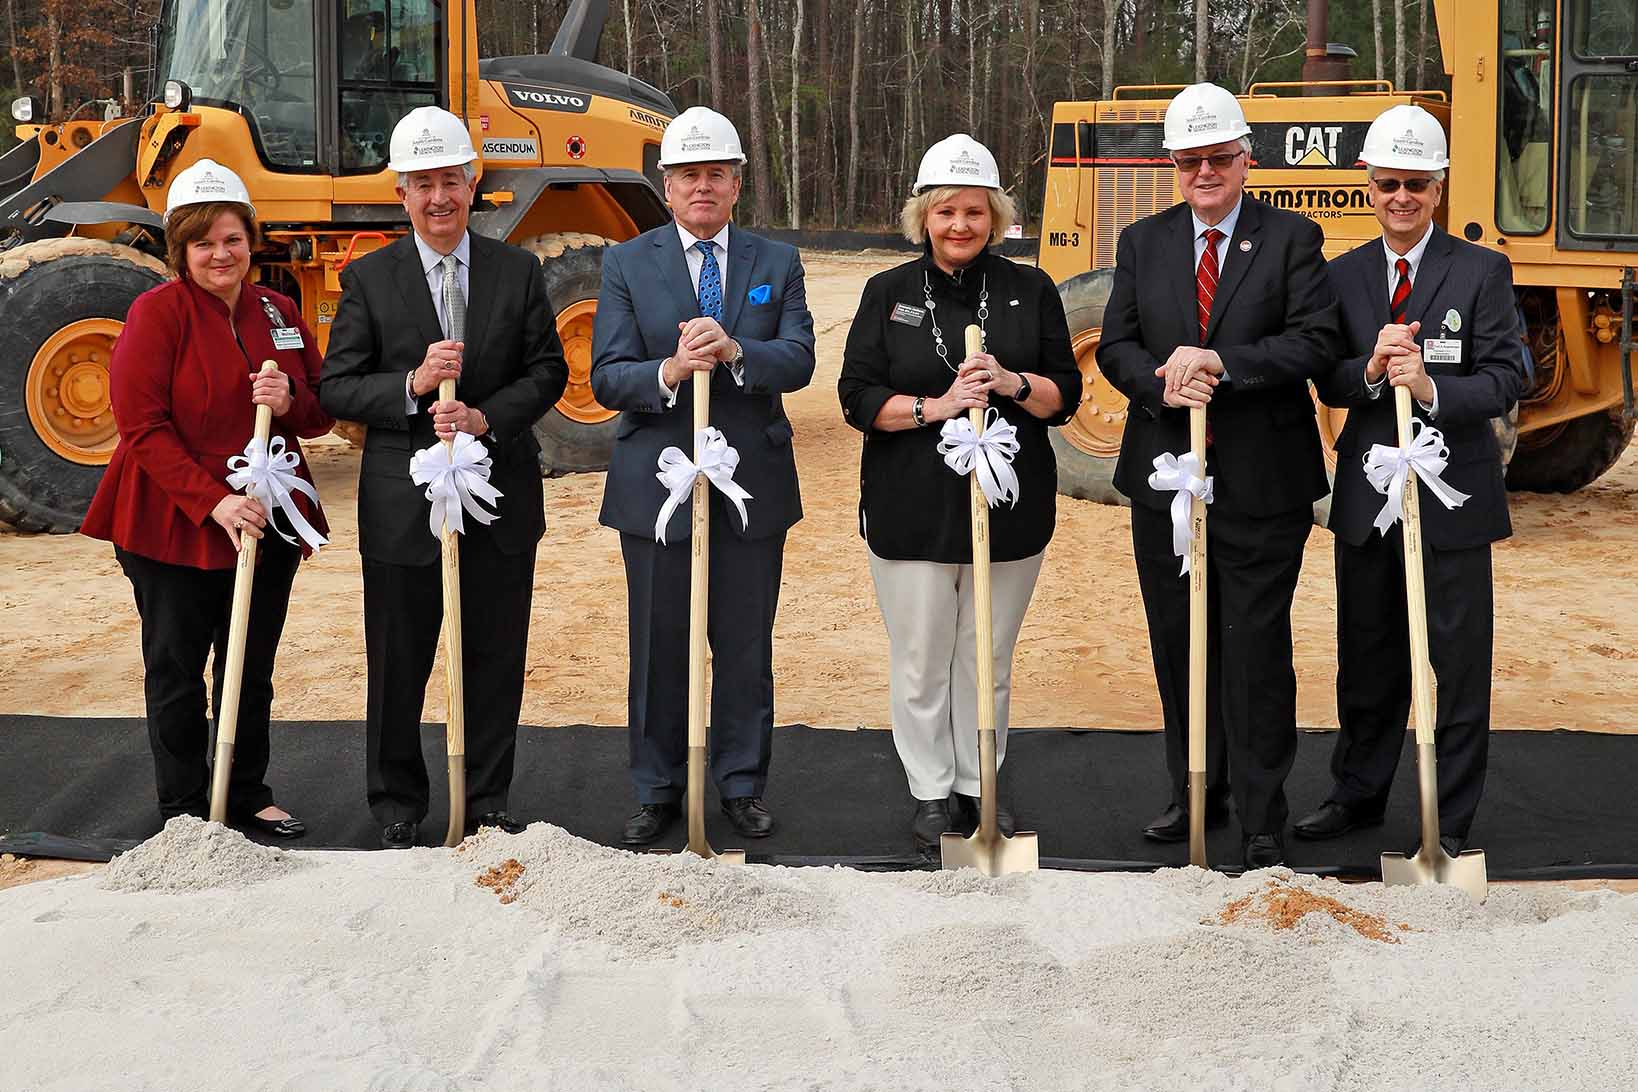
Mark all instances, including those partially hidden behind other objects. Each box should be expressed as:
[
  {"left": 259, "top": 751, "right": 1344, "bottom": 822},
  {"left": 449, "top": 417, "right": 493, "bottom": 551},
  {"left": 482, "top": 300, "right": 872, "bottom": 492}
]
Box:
[
  {"left": 1101, "top": 0, "right": 1117, "bottom": 98},
  {"left": 843, "top": 7, "right": 862, "bottom": 225},
  {"left": 1195, "top": 0, "right": 1207, "bottom": 82},
  {"left": 745, "top": 0, "right": 773, "bottom": 225},
  {"left": 788, "top": 0, "right": 802, "bottom": 228},
  {"left": 1372, "top": 0, "right": 1385, "bottom": 81},
  {"left": 1393, "top": 0, "right": 1405, "bottom": 89},
  {"left": 1416, "top": 0, "right": 1429, "bottom": 88},
  {"left": 705, "top": 0, "right": 723, "bottom": 105}
]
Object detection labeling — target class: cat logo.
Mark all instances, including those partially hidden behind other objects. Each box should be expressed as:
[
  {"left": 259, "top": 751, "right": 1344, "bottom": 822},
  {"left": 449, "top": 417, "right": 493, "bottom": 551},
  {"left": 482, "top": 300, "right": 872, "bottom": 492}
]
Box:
[{"left": 1284, "top": 125, "right": 1343, "bottom": 167}]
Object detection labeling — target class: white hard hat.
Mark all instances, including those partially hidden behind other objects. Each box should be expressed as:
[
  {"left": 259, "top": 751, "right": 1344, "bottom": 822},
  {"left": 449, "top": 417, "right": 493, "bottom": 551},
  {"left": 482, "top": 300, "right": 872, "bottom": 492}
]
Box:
[
  {"left": 387, "top": 106, "right": 477, "bottom": 173},
  {"left": 164, "top": 158, "right": 254, "bottom": 223},
  {"left": 1360, "top": 104, "right": 1449, "bottom": 170},
  {"left": 658, "top": 106, "right": 747, "bottom": 167},
  {"left": 1162, "top": 83, "right": 1252, "bottom": 151},
  {"left": 912, "top": 134, "right": 1001, "bottom": 194}
]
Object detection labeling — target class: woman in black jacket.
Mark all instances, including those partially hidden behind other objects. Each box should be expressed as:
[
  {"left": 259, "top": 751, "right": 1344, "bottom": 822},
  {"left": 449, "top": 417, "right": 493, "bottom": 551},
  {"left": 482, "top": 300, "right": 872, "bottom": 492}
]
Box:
[{"left": 837, "top": 134, "right": 1081, "bottom": 851}]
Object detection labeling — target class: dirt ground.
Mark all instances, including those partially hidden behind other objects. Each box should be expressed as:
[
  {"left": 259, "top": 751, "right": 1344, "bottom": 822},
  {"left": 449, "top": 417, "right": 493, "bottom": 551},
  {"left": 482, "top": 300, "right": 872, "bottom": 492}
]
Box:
[{"left": 1, "top": 251, "right": 1635, "bottom": 733}]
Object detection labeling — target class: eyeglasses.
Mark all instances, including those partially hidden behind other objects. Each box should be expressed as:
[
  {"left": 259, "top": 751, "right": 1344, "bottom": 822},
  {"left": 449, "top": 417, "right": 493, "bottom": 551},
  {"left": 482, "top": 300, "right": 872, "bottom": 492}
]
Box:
[
  {"left": 1372, "top": 177, "right": 1438, "bottom": 194},
  {"left": 1171, "top": 150, "right": 1245, "bottom": 173}
]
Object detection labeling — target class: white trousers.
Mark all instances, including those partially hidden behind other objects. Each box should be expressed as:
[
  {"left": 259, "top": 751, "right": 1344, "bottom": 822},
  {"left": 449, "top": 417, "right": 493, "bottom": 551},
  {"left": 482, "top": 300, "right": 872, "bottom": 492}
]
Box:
[{"left": 866, "top": 549, "right": 1045, "bottom": 799}]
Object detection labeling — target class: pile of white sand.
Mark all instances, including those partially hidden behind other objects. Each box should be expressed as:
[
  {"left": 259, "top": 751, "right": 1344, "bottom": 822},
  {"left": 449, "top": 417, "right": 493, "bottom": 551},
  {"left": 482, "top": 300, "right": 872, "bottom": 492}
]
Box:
[{"left": 3, "top": 821, "right": 1633, "bottom": 1091}]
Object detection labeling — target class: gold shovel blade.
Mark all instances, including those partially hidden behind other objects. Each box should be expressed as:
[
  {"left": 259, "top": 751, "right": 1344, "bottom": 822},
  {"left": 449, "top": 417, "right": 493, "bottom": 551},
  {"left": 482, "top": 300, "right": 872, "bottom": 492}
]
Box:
[
  {"left": 939, "top": 829, "right": 1040, "bottom": 876},
  {"left": 1380, "top": 847, "right": 1488, "bottom": 903}
]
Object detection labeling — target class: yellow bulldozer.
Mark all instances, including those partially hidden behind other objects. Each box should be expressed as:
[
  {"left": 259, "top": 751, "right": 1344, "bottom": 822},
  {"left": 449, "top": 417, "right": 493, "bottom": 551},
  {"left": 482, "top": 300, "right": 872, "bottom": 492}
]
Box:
[
  {"left": 0, "top": 0, "right": 673, "bottom": 532},
  {"left": 1038, "top": 0, "right": 1636, "bottom": 505}
]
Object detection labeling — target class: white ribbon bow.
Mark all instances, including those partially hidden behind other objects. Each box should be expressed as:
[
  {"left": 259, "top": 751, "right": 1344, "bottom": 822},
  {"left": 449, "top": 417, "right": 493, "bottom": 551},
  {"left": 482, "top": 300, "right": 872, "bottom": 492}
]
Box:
[
  {"left": 653, "top": 426, "right": 753, "bottom": 544},
  {"left": 225, "top": 436, "right": 328, "bottom": 551},
  {"left": 1147, "top": 451, "right": 1213, "bottom": 576},
  {"left": 1363, "top": 419, "right": 1471, "bottom": 535},
  {"left": 938, "top": 408, "right": 1022, "bottom": 508},
  {"left": 409, "top": 432, "right": 504, "bottom": 540}
]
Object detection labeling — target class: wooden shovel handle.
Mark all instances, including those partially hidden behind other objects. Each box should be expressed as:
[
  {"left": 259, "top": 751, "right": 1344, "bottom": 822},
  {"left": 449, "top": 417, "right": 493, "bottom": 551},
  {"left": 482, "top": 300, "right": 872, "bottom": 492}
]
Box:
[
  {"left": 436, "top": 374, "right": 466, "bottom": 845},
  {"left": 688, "top": 370, "right": 711, "bottom": 752},
  {"left": 207, "top": 361, "right": 281, "bottom": 824},
  {"left": 1186, "top": 404, "right": 1209, "bottom": 866},
  {"left": 1396, "top": 385, "right": 1437, "bottom": 747}
]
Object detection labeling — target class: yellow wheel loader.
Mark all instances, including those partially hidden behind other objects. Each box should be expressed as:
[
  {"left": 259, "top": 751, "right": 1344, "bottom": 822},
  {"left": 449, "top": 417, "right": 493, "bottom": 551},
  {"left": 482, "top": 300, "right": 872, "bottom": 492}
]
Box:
[
  {"left": 1038, "top": 0, "right": 1636, "bottom": 505},
  {"left": 0, "top": 0, "right": 673, "bottom": 531}
]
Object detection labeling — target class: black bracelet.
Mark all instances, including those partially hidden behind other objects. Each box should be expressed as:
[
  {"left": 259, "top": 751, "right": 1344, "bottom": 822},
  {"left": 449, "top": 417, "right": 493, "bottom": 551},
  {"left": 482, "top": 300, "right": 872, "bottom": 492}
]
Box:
[{"left": 912, "top": 396, "right": 926, "bottom": 427}]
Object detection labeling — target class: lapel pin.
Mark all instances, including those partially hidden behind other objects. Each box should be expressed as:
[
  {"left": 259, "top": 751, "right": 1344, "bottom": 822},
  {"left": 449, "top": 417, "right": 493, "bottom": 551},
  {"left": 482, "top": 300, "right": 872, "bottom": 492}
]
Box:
[
  {"left": 1239, "top": 240, "right": 1253, "bottom": 252},
  {"left": 1009, "top": 299, "right": 1019, "bottom": 306}
]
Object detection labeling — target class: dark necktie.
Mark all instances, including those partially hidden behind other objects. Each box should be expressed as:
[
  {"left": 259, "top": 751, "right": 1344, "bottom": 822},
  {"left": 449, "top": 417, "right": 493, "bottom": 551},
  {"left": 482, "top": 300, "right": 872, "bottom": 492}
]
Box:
[
  {"left": 1196, "top": 228, "right": 1224, "bottom": 345},
  {"left": 1390, "top": 257, "right": 1412, "bottom": 325},
  {"left": 696, "top": 240, "right": 723, "bottom": 322}
]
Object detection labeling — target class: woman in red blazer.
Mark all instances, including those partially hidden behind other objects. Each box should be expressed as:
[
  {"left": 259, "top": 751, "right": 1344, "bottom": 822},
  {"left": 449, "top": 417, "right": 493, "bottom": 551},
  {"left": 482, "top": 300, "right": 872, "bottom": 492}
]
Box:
[{"left": 81, "top": 160, "right": 333, "bottom": 836}]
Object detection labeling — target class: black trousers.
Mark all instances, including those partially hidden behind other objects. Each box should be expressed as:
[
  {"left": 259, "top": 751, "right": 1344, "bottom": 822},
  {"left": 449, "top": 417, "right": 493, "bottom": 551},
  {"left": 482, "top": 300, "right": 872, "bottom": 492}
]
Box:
[
  {"left": 116, "top": 541, "right": 300, "bottom": 820},
  {"left": 1331, "top": 529, "right": 1492, "bottom": 838},
  {"left": 1132, "top": 502, "right": 1311, "bottom": 835},
  {"left": 619, "top": 524, "right": 785, "bottom": 805},
  {"left": 361, "top": 531, "right": 536, "bottom": 826}
]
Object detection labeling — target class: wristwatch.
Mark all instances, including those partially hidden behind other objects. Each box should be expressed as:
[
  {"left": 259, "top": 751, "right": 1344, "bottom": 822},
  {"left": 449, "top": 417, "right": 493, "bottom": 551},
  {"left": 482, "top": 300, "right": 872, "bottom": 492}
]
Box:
[
  {"left": 1012, "top": 373, "right": 1033, "bottom": 402},
  {"left": 730, "top": 340, "right": 745, "bottom": 367}
]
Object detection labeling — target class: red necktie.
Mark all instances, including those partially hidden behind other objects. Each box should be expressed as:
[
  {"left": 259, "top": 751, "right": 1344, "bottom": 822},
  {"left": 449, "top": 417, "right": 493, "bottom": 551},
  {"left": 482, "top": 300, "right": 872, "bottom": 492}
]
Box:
[
  {"left": 1390, "top": 257, "right": 1412, "bottom": 324},
  {"left": 1196, "top": 228, "right": 1224, "bottom": 345}
]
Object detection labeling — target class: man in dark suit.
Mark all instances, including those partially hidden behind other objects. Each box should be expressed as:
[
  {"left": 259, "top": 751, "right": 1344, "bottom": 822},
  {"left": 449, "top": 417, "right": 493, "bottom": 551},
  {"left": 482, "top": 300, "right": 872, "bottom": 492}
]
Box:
[
  {"left": 320, "top": 106, "right": 567, "bottom": 849},
  {"left": 590, "top": 106, "right": 815, "bottom": 845},
  {"left": 1096, "top": 83, "right": 1343, "bottom": 869},
  {"left": 1300, "top": 105, "right": 1527, "bottom": 854}
]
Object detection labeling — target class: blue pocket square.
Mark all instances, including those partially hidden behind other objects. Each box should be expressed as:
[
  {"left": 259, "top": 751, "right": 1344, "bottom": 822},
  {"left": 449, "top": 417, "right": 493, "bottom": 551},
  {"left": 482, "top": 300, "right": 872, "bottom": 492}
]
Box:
[{"left": 748, "top": 283, "right": 772, "bottom": 305}]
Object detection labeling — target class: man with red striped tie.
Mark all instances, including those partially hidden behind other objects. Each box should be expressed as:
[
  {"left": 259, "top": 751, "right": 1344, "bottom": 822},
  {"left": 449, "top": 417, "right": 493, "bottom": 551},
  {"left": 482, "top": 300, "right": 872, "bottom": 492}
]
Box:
[
  {"left": 1300, "top": 106, "right": 1525, "bottom": 856},
  {"left": 1097, "top": 83, "right": 1342, "bottom": 870}
]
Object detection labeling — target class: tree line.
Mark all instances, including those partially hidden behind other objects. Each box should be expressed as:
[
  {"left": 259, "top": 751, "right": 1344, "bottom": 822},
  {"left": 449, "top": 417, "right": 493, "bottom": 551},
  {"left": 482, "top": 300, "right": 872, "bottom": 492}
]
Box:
[{"left": 2, "top": 1, "right": 1446, "bottom": 230}]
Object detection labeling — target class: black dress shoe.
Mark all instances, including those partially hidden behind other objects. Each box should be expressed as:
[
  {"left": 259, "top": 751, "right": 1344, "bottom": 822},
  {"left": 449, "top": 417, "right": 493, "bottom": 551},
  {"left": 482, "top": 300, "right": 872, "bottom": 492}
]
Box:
[
  {"left": 1406, "top": 833, "right": 1468, "bottom": 857},
  {"left": 469, "top": 811, "right": 526, "bottom": 836},
  {"left": 1243, "top": 832, "right": 1285, "bottom": 870},
  {"left": 911, "top": 799, "right": 954, "bottom": 851},
  {"left": 381, "top": 821, "right": 418, "bottom": 850},
  {"left": 1293, "top": 800, "right": 1385, "bottom": 841},
  {"left": 721, "top": 796, "right": 775, "bottom": 838},
  {"left": 953, "top": 794, "right": 1016, "bottom": 838},
  {"left": 1142, "top": 799, "right": 1231, "bottom": 843},
  {"left": 621, "top": 802, "right": 680, "bottom": 846},
  {"left": 240, "top": 811, "right": 306, "bottom": 839}
]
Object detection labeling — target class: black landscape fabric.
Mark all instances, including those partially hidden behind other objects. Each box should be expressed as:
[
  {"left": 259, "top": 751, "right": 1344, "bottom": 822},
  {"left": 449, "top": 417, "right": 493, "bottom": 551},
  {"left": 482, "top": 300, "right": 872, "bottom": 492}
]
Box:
[{"left": 0, "top": 716, "right": 1633, "bottom": 880}]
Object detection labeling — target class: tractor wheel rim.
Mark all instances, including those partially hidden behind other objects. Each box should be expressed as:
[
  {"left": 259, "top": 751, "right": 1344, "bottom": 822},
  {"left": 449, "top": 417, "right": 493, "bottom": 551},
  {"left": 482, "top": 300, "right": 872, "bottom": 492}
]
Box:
[
  {"left": 1060, "top": 327, "right": 1126, "bottom": 459},
  {"left": 554, "top": 298, "right": 617, "bottom": 425},
  {"left": 25, "top": 318, "right": 123, "bottom": 465}
]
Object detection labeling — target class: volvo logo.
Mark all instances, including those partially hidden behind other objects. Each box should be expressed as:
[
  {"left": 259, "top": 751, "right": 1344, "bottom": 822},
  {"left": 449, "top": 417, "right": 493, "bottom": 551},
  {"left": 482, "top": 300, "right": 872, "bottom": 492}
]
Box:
[{"left": 502, "top": 84, "right": 591, "bottom": 114}]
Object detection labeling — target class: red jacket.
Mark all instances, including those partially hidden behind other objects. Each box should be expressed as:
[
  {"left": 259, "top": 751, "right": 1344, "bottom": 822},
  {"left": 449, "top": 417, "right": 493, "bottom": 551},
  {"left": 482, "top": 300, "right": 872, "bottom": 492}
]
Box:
[{"left": 81, "top": 277, "right": 333, "bottom": 570}]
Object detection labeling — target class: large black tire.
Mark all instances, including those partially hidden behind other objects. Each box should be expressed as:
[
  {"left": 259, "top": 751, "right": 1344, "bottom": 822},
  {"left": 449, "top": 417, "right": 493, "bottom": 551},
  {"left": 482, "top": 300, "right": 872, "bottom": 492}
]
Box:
[
  {"left": 0, "top": 240, "right": 167, "bottom": 532},
  {"left": 518, "top": 232, "right": 621, "bottom": 476},
  {"left": 1505, "top": 407, "right": 1634, "bottom": 493},
  {"left": 1051, "top": 268, "right": 1127, "bottom": 506}
]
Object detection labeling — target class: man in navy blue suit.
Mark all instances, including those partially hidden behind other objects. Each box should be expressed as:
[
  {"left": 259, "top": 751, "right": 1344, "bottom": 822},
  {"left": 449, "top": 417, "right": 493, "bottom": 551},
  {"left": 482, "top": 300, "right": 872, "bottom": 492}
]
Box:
[
  {"left": 1301, "top": 105, "right": 1527, "bottom": 854},
  {"left": 590, "top": 107, "right": 815, "bottom": 845}
]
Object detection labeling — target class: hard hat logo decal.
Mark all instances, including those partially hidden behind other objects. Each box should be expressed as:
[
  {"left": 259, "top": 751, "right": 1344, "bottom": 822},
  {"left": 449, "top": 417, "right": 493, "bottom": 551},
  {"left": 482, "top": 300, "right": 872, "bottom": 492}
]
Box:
[
  {"left": 1390, "top": 128, "right": 1425, "bottom": 158},
  {"left": 680, "top": 125, "right": 712, "bottom": 152},
  {"left": 194, "top": 170, "right": 226, "bottom": 194},
  {"left": 949, "top": 150, "right": 982, "bottom": 177},
  {"left": 1186, "top": 105, "right": 1217, "bottom": 134},
  {"left": 411, "top": 128, "right": 446, "bottom": 156}
]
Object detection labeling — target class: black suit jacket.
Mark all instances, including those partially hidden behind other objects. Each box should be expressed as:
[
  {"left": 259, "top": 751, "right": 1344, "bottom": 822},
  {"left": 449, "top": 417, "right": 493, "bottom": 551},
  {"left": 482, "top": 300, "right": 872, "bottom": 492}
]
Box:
[
  {"left": 1096, "top": 197, "right": 1343, "bottom": 516},
  {"left": 1315, "top": 226, "right": 1527, "bottom": 550},
  {"left": 319, "top": 232, "right": 568, "bottom": 566}
]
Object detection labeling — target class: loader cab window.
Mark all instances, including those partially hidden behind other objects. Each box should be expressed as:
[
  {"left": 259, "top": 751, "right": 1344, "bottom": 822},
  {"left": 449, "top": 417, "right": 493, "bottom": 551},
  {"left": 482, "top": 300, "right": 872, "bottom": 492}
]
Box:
[
  {"left": 337, "top": 0, "right": 443, "bottom": 173},
  {"left": 1496, "top": 1, "right": 1554, "bottom": 234},
  {"left": 156, "top": 0, "right": 320, "bottom": 170},
  {"left": 1560, "top": 0, "right": 1638, "bottom": 240}
]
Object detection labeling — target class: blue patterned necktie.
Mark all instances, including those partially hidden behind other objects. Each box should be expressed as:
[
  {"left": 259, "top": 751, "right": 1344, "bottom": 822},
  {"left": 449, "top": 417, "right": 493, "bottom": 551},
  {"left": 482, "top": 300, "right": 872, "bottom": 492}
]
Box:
[{"left": 695, "top": 239, "right": 723, "bottom": 322}]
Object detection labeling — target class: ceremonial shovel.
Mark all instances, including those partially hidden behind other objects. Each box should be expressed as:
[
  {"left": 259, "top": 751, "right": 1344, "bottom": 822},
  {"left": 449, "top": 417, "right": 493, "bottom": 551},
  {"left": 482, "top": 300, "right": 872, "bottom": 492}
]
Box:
[
  {"left": 1186, "top": 405, "right": 1209, "bottom": 868},
  {"left": 682, "top": 369, "right": 744, "bottom": 863},
  {"left": 209, "top": 361, "right": 280, "bottom": 824},
  {"left": 438, "top": 374, "right": 468, "bottom": 848},
  {"left": 940, "top": 325, "right": 1038, "bottom": 876},
  {"left": 1379, "top": 385, "right": 1487, "bottom": 901}
]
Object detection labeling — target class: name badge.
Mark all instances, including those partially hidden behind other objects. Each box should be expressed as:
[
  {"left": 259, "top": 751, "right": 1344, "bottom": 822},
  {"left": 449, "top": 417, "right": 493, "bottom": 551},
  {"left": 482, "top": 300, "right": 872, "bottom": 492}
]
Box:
[
  {"left": 890, "top": 302, "right": 926, "bottom": 327},
  {"left": 1423, "top": 338, "right": 1461, "bottom": 364},
  {"left": 271, "top": 327, "right": 305, "bottom": 351}
]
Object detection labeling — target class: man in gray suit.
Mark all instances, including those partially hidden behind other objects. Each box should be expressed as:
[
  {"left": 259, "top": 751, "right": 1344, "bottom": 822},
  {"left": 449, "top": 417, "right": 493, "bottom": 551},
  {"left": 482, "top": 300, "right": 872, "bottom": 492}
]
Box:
[{"left": 591, "top": 106, "right": 815, "bottom": 845}]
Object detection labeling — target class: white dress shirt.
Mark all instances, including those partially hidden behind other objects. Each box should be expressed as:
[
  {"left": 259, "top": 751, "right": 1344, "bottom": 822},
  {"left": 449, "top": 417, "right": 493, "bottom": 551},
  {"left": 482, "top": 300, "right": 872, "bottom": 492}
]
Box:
[
  {"left": 659, "top": 221, "right": 744, "bottom": 407},
  {"left": 1191, "top": 197, "right": 1243, "bottom": 272},
  {"left": 1365, "top": 222, "right": 1439, "bottom": 415},
  {"left": 404, "top": 231, "right": 472, "bottom": 414}
]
